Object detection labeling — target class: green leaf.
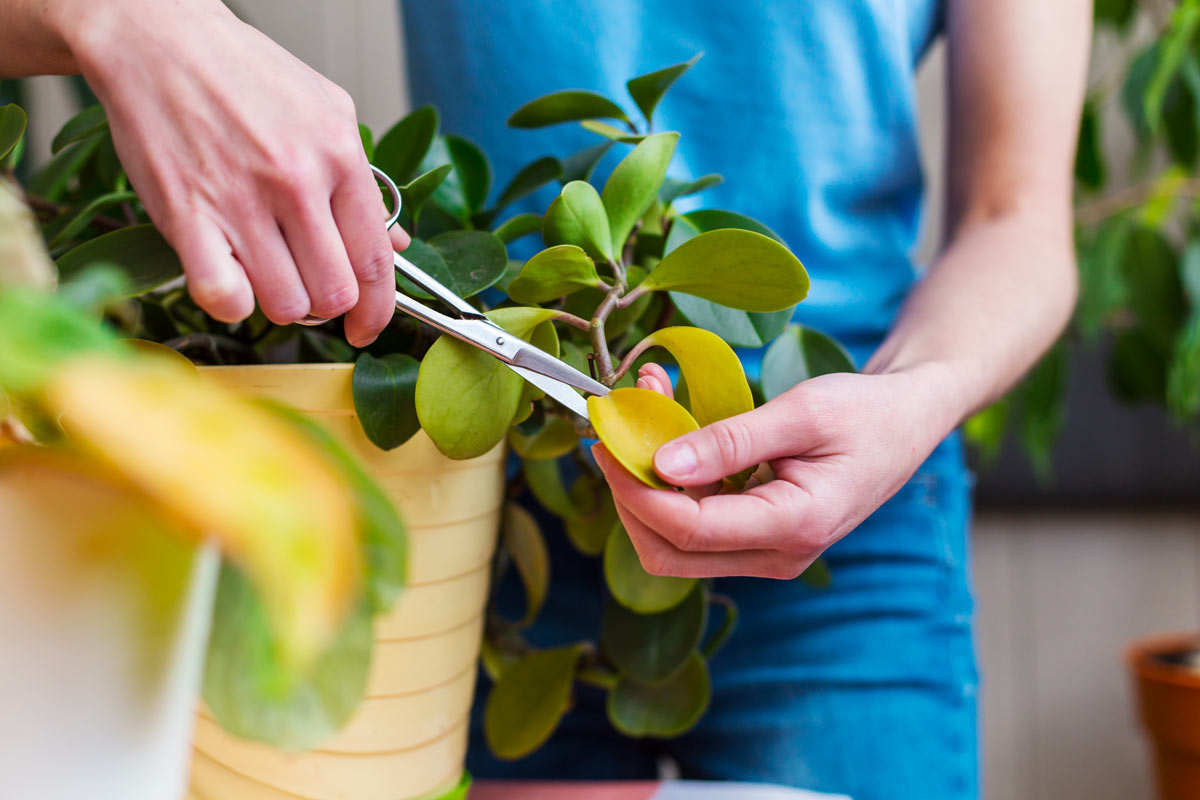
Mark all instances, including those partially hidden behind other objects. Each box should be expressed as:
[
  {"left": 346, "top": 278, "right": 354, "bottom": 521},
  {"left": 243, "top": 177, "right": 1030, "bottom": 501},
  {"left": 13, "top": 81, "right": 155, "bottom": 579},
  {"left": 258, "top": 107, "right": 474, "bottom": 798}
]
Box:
[
  {"left": 1111, "top": 327, "right": 1169, "bottom": 405},
  {"left": 642, "top": 228, "right": 809, "bottom": 312},
  {"left": 601, "top": 132, "right": 679, "bottom": 253},
  {"left": 1075, "top": 97, "right": 1105, "bottom": 190},
  {"left": 565, "top": 476, "right": 617, "bottom": 556},
  {"left": 484, "top": 644, "right": 583, "bottom": 759},
  {"left": 352, "top": 353, "right": 420, "bottom": 451},
  {"left": 56, "top": 224, "right": 182, "bottom": 296},
  {"left": 28, "top": 133, "right": 104, "bottom": 202},
  {"left": 1168, "top": 311, "right": 1200, "bottom": 420},
  {"left": 203, "top": 566, "right": 373, "bottom": 750},
  {"left": 798, "top": 558, "right": 833, "bottom": 589},
  {"left": 560, "top": 141, "right": 614, "bottom": 184},
  {"left": 579, "top": 119, "right": 647, "bottom": 143},
  {"left": 1122, "top": 225, "right": 1187, "bottom": 349},
  {"left": 601, "top": 584, "right": 705, "bottom": 684},
  {"left": 507, "top": 244, "right": 603, "bottom": 304},
  {"left": 502, "top": 503, "right": 550, "bottom": 627},
  {"left": 357, "top": 123, "right": 374, "bottom": 161},
  {"left": 761, "top": 325, "right": 856, "bottom": 400},
  {"left": 1164, "top": 62, "right": 1199, "bottom": 167},
  {"left": 1094, "top": 0, "right": 1135, "bottom": 29},
  {"left": 626, "top": 54, "right": 702, "bottom": 123},
  {"left": 964, "top": 399, "right": 1009, "bottom": 463},
  {"left": 1182, "top": 241, "right": 1200, "bottom": 308},
  {"left": 418, "top": 135, "right": 492, "bottom": 221},
  {"left": 1145, "top": 2, "right": 1200, "bottom": 132},
  {"left": 604, "top": 523, "right": 696, "bottom": 613},
  {"left": 667, "top": 209, "right": 784, "bottom": 250},
  {"left": 607, "top": 651, "right": 710, "bottom": 738},
  {"left": 660, "top": 173, "right": 723, "bottom": 206},
  {"left": 374, "top": 105, "right": 438, "bottom": 183},
  {"left": 400, "top": 164, "right": 453, "bottom": 222},
  {"left": 495, "top": 156, "right": 562, "bottom": 209},
  {"left": 507, "top": 415, "right": 578, "bottom": 460},
  {"left": 1018, "top": 342, "right": 1068, "bottom": 481},
  {"left": 45, "top": 190, "right": 139, "bottom": 249},
  {"left": 543, "top": 180, "right": 614, "bottom": 261},
  {"left": 508, "top": 90, "right": 630, "bottom": 129},
  {"left": 494, "top": 213, "right": 543, "bottom": 244},
  {"left": 415, "top": 307, "right": 558, "bottom": 459},
  {"left": 522, "top": 456, "right": 576, "bottom": 519},
  {"left": 1076, "top": 218, "right": 1131, "bottom": 340},
  {"left": 0, "top": 104, "right": 27, "bottom": 165},
  {"left": 51, "top": 103, "right": 108, "bottom": 154},
  {"left": 398, "top": 230, "right": 507, "bottom": 299}
]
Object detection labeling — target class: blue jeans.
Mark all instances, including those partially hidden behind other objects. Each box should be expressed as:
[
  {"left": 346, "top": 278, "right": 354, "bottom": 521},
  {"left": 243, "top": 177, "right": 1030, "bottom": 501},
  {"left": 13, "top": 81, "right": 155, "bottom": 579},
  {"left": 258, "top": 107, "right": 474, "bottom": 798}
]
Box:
[{"left": 468, "top": 434, "right": 979, "bottom": 800}]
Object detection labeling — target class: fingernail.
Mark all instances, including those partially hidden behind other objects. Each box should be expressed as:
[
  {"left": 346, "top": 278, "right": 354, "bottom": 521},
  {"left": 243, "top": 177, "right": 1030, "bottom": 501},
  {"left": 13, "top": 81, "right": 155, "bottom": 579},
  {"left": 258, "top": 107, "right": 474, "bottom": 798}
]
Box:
[
  {"left": 636, "top": 377, "right": 650, "bottom": 390},
  {"left": 656, "top": 442, "right": 697, "bottom": 477}
]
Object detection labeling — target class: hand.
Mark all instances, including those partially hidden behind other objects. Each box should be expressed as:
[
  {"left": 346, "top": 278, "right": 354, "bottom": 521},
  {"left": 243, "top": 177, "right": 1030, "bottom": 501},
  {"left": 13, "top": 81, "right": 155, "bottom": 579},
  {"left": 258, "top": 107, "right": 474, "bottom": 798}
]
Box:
[
  {"left": 57, "top": 0, "right": 409, "bottom": 345},
  {"left": 592, "top": 362, "right": 961, "bottom": 579}
]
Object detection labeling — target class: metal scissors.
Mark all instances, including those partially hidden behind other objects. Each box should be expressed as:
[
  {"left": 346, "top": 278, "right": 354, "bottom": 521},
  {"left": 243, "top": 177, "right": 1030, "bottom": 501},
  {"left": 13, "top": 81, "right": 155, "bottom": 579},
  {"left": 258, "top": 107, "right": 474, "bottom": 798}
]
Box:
[{"left": 301, "top": 166, "right": 609, "bottom": 420}]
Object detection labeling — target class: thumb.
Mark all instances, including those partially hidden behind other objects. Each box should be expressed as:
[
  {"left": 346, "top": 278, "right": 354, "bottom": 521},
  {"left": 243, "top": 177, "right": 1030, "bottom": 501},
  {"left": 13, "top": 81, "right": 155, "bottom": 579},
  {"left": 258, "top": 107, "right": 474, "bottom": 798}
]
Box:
[{"left": 653, "top": 401, "right": 811, "bottom": 487}]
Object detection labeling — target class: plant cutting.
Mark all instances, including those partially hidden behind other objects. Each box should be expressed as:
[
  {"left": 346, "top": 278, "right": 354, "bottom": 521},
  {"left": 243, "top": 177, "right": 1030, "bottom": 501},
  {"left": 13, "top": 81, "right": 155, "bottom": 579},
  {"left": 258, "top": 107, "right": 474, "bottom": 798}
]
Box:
[{"left": 2, "top": 52, "right": 851, "bottom": 795}]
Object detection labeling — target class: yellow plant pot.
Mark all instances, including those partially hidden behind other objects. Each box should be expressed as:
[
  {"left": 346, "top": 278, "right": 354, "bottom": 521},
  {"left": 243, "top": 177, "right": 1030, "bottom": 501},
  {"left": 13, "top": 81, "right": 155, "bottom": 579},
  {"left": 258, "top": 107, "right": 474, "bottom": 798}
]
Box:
[{"left": 189, "top": 364, "right": 505, "bottom": 800}]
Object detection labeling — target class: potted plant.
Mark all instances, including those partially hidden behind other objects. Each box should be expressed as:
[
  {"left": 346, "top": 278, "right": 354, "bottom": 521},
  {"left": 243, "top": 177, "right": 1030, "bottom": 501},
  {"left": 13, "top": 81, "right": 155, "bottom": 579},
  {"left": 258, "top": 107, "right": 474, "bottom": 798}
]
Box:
[{"left": 3, "top": 54, "right": 846, "bottom": 799}]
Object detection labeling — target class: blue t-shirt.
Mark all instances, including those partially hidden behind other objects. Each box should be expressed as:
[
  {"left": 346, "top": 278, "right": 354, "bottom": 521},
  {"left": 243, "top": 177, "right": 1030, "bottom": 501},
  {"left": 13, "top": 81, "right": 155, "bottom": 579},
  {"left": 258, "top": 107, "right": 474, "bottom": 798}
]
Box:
[{"left": 402, "top": 1, "right": 941, "bottom": 363}]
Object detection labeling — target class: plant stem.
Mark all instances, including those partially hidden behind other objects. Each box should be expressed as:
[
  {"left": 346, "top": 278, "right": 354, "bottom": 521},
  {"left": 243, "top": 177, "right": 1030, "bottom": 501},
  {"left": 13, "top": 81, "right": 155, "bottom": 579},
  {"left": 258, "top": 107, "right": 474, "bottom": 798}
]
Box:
[
  {"left": 548, "top": 310, "right": 591, "bottom": 331},
  {"left": 590, "top": 288, "right": 622, "bottom": 385},
  {"left": 25, "top": 192, "right": 127, "bottom": 233}
]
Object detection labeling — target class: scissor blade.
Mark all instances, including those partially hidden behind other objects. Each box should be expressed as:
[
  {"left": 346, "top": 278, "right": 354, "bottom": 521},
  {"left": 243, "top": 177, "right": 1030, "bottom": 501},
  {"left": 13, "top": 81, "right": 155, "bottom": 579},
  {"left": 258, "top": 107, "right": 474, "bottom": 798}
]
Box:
[
  {"left": 394, "top": 251, "right": 481, "bottom": 318},
  {"left": 511, "top": 344, "right": 611, "bottom": 397},
  {"left": 508, "top": 365, "right": 593, "bottom": 420}
]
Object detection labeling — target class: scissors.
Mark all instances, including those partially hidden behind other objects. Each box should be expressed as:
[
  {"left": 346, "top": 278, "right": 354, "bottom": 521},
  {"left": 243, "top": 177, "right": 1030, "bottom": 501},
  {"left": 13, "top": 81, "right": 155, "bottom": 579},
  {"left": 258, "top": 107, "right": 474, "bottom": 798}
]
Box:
[{"left": 301, "top": 165, "right": 609, "bottom": 420}]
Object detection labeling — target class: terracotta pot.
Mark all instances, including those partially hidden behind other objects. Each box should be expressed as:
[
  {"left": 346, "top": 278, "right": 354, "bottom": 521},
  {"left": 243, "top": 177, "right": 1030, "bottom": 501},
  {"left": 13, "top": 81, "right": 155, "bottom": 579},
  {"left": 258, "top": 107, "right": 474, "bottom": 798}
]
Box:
[
  {"left": 189, "top": 364, "right": 506, "bottom": 800},
  {"left": 1127, "top": 631, "right": 1200, "bottom": 800}
]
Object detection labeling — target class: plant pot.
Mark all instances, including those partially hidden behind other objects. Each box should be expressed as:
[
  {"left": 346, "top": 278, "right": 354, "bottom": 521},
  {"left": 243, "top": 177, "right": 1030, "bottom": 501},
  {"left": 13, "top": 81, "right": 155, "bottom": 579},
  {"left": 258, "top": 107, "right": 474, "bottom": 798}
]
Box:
[
  {"left": 0, "top": 458, "right": 219, "bottom": 800},
  {"left": 188, "top": 364, "right": 505, "bottom": 800},
  {"left": 1127, "top": 631, "right": 1200, "bottom": 800}
]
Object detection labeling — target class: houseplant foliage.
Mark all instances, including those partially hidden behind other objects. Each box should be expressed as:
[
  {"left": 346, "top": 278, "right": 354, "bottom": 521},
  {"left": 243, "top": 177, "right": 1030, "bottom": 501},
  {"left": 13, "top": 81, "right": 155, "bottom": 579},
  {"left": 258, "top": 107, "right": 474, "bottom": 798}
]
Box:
[
  {"left": 969, "top": 0, "right": 1200, "bottom": 473},
  {"left": 3, "top": 54, "right": 850, "bottom": 759}
]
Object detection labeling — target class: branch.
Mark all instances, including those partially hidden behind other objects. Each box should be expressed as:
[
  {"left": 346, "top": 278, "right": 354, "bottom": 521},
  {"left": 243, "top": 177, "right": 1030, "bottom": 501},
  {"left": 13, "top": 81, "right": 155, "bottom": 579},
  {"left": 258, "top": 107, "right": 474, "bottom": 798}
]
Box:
[
  {"left": 1073, "top": 176, "right": 1200, "bottom": 227},
  {"left": 589, "top": 287, "right": 623, "bottom": 385},
  {"left": 547, "top": 309, "right": 590, "bottom": 331}
]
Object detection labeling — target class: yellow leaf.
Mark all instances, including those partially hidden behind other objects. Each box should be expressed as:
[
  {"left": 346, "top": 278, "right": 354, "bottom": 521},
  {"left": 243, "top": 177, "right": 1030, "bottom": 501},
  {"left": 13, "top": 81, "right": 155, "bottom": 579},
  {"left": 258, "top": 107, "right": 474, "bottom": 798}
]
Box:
[
  {"left": 46, "top": 354, "right": 360, "bottom": 667},
  {"left": 630, "top": 326, "right": 753, "bottom": 427},
  {"left": 588, "top": 387, "right": 699, "bottom": 488}
]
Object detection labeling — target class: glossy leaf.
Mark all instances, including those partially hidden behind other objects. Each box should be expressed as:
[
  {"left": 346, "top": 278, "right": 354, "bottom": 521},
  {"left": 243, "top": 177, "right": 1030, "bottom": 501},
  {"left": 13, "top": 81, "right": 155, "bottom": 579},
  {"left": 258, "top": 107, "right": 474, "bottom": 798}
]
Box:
[
  {"left": 52, "top": 103, "right": 108, "bottom": 154},
  {"left": 0, "top": 104, "right": 27, "bottom": 165},
  {"left": 416, "top": 307, "right": 557, "bottom": 459},
  {"left": 374, "top": 105, "right": 439, "bottom": 183},
  {"left": 508, "top": 245, "right": 603, "bottom": 304},
  {"left": 625, "top": 327, "right": 754, "bottom": 427},
  {"left": 543, "top": 180, "right": 614, "bottom": 261},
  {"left": 502, "top": 502, "right": 550, "bottom": 627},
  {"left": 579, "top": 119, "right": 647, "bottom": 143},
  {"left": 28, "top": 133, "right": 104, "bottom": 202},
  {"left": 400, "top": 163, "right": 453, "bottom": 222},
  {"left": 560, "top": 141, "right": 614, "bottom": 183},
  {"left": 495, "top": 156, "right": 562, "bottom": 208},
  {"left": 659, "top": 173, "right": 723, "bottom": 206},
  {"left": 602, "top": 132, "right": 679, "bottom": 253},
  {"left": 589, "top": 387, "right": 699, "bottom": 489},
  {"left": 642, "top": 228, "right": 809, "bottom": 312},
  {"left": 607, "top": 652, "right": 710, "bottom": 738},
  {"left": 352, "top": 353, "right": 421, "bottom": 451},
  {"left": 398, "top": 230, "right": 507, "bottom": 299},
  {"left": 494, "top": 213, "right": 543, "bottom": 244},
  {"left": 761, "top": 325, "right": 857, "bottom": 400},
  {"left": 626, "top": 54, "right": 702, "bottom": 123},
  {"left": 508, "top": 415, "right": 579, "bottom": 460},
  {"left": 45, "top": 190, "right": 139, "bottom": 249},
  {"left": 56, "top": 224, "right": 182, "bottom": 296},
  {"left": 484, "top": 644, "right": 584, "bottom": 759},
  {"left": 604, "top": 522, "right": 696, "bottom": 613},
  {"left": 508, "top": 90, "right": 630, "bottom": 129},
  {"left": 203, "top": 566, "right": 372, "bottom": 749},
  {"left": 601, "top": 584, "right": 705, "bottom": 683},
  {"left": 565, "top": 475, "right": 618, "bottom": 556}
]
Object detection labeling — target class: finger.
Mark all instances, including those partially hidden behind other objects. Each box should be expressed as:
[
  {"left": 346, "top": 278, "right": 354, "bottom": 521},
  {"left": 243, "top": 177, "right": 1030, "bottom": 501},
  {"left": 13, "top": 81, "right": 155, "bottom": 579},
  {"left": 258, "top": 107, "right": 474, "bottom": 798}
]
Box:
[
  {"left": 280, "top": 197, "right": 359, "bottom": 320},
  {"left": 334, "top": 170, "right": 399, "bottom": 347},
  {"left": 172, "top": 216, "right": 254, "bottom": 323},
  {"left": 390, "top": 224, "right": 411, "bottom": 252},
  {"left": 234, "top": 216, "right": 312, "bottom": 325},
  {"left": 615, "top": 497, "right": 800, "bottom": 579},
  {"left": 637, "top": 363, "right": 674, "bottom": 399},
  {"left": 653, "top": 397, "right": 816, "bottom": 487},
  {"left": 595, "top": 444, "right": 818, "bottom": 553}
]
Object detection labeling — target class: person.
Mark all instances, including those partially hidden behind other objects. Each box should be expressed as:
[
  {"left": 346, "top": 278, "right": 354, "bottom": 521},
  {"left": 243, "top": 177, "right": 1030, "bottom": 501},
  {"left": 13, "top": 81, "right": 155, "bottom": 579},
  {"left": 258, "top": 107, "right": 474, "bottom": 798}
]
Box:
[{"left": 3, "top": 1, "right": 1090, "bottom": 797}]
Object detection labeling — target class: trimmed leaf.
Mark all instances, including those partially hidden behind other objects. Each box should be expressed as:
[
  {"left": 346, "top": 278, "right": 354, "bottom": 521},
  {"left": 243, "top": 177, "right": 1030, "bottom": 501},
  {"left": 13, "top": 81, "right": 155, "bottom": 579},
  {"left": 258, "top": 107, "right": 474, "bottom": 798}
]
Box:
[
  {"left": 761, "top": 325, "right": 857, "bottom": 400},
  {"left": 502, "top": 502, "right": 550, "bottom": 627},
  {"left": 601, "top": 132, "right": 679, "bottom": 253},
  {"left": 352, "top": 353, "right": 420, "bottom": 451},
  {"left": 625, "top": 327, "right": 754, "bottom": 427},
  {"left": 607, "top": 652, "right": 710, "bottom": 738},
  {"left": 374, "top": 105, "right": 438, "bottom": 183},
  {"left": 601, "top": 584, "right": 706, "bottom": 684},
  {"left": 56, "top": 224, "right": 182, "bottom": 296},
  {"left": 642, "top": 228, "right": 809, "bottom": 312},
  {"left": 508, "top": 90, "right": 630, "bottom": 129},
  {"left": 398, "top": 230, "right": 507, "bottom": 299},
  {"left": 589, "top": 387, "right": 699, "bottom": 489},
  {"left": 626, "top": 54, "right": 702, "bottom": 124},
  {"left": 603, "top": 522, "right": 696, "bottom": 614},
  {"left": 507, "top": 244, "right": 603, "bottom": 304},
  {"left": 495, "top": 156, "right": 562, "bottom": 209},
  {"left": 0, "top": 104, "right": 27, "bottom": 165},
  {"left": 484, "top": 644, "right": 584, "bottom": 759},
  {"left": 543, "top": 180, "right": 614, "bottom": 261}
]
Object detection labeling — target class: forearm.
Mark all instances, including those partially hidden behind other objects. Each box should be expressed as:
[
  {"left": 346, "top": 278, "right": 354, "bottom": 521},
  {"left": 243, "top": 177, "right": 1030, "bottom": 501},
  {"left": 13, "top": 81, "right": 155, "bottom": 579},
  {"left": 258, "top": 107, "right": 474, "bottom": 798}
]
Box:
[
  {"left": 0, "top": 0, "right": 81, "bottom": 75},
  {"left": 865, "top": 205, "right": 1077, "bottom": 431}
]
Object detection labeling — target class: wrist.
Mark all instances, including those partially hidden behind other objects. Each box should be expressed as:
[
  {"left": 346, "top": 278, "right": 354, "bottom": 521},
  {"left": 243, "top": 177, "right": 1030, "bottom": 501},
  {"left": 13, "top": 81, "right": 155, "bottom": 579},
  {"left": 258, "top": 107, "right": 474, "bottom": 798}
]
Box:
[{"left": 875, "top": 359, "right": 972, "bottom": 442}]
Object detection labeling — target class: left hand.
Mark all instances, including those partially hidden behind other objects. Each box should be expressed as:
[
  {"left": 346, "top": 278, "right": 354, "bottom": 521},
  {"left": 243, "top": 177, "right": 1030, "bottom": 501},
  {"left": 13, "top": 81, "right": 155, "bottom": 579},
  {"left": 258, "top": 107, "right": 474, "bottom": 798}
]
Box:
[{"left": 592, "top": 362, "right": 961, "bottom": 579}]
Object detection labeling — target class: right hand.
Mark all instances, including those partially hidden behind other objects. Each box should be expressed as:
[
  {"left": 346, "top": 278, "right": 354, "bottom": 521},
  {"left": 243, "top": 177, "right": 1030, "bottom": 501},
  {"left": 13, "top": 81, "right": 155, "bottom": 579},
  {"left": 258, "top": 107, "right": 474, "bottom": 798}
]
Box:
[{"left": 55, "top": 0, "right": 409, "bottom": 345}]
